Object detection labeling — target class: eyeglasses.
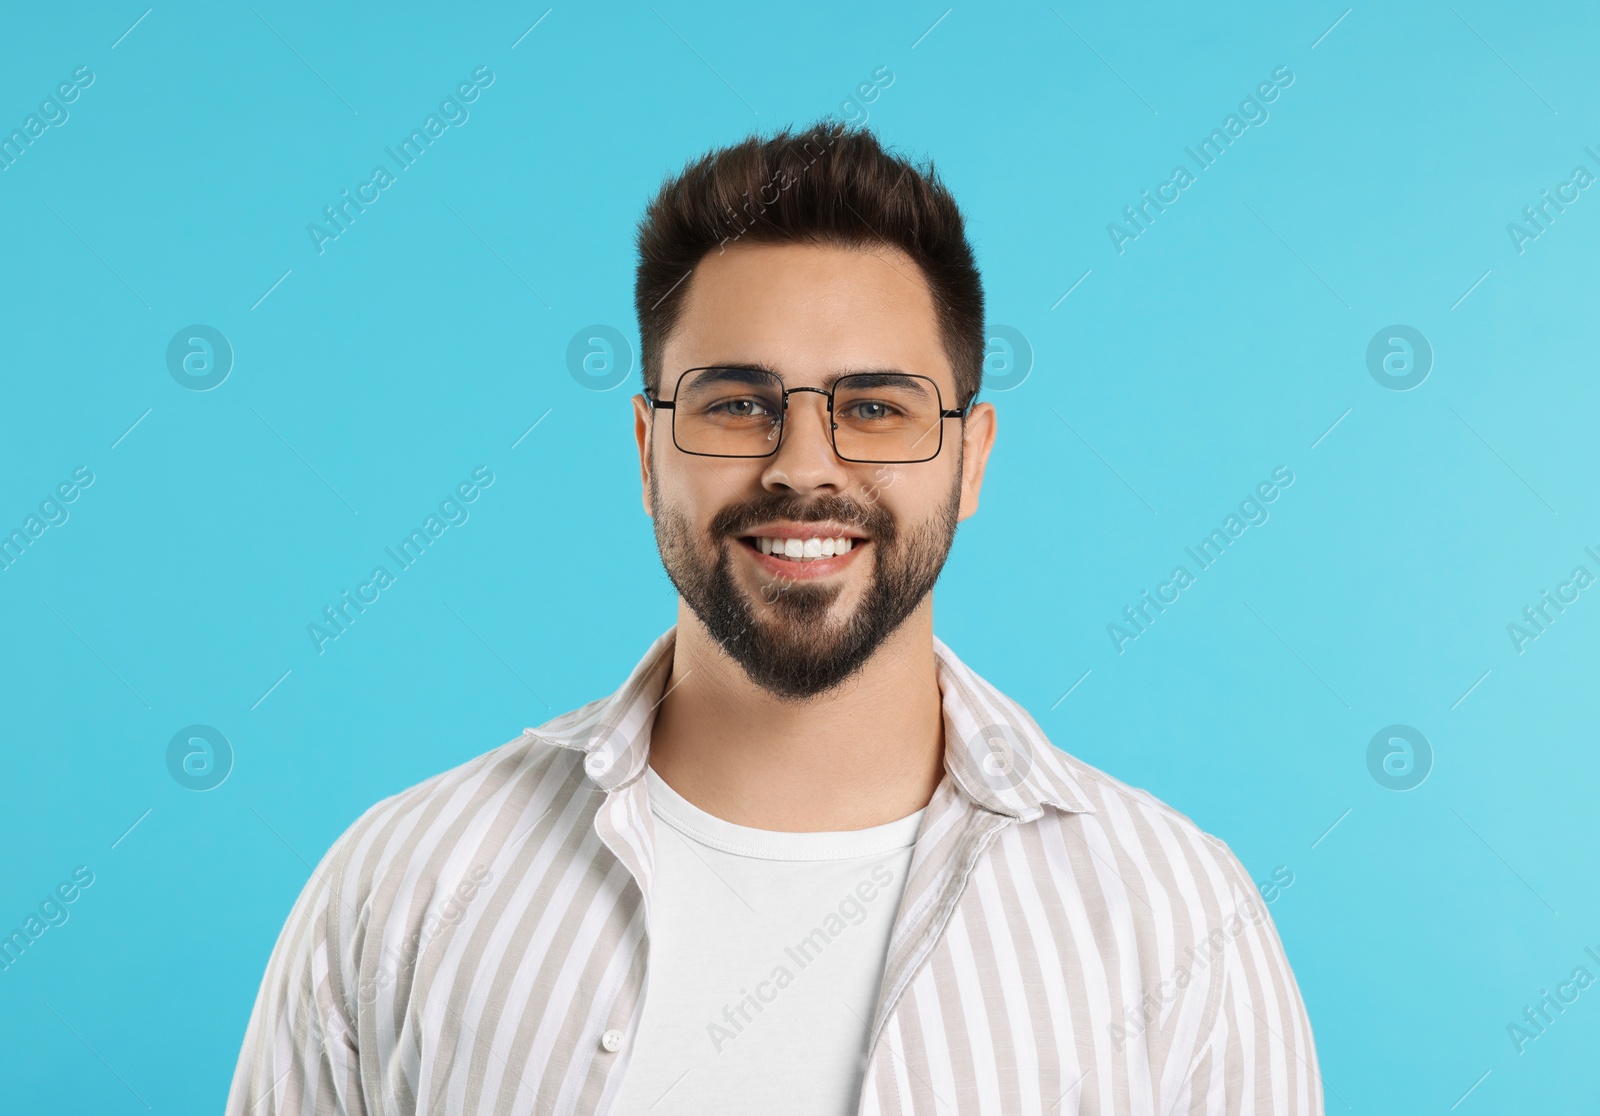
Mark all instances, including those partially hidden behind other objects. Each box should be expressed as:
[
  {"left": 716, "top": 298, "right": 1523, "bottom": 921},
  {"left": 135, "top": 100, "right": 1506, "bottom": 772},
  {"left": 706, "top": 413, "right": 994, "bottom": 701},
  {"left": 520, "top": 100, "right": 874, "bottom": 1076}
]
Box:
[{"left": 644, "top": 366, "right": 970, "bottom": 463}]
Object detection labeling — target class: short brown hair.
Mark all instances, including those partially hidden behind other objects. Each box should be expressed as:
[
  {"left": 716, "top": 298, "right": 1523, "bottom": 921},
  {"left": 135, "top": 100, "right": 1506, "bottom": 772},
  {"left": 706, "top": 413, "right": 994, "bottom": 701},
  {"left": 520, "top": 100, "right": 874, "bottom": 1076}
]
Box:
[{"left": 633, "top": 118, "right": 985, "bottom": 410}]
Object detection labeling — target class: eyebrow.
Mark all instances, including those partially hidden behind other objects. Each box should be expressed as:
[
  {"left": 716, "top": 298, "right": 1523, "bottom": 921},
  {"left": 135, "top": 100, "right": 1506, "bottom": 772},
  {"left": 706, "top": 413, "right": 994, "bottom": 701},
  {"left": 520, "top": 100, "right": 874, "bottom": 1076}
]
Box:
[
  {"left": 838, "top": 371, "right": 934, "bottom": 399},
  {"left": 685, "top": 365, "right": 774, "bottom": 387},
  {"left": 700, "top": 362, "right": 935, "bottom": 396}
]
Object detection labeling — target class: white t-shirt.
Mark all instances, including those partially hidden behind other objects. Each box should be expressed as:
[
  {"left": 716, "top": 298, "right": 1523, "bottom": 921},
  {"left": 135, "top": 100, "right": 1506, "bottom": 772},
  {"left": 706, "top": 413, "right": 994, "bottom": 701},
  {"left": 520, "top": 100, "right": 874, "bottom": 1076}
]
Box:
[{"left": 609, "top": 765, "right": 924, "bottom": 1115}]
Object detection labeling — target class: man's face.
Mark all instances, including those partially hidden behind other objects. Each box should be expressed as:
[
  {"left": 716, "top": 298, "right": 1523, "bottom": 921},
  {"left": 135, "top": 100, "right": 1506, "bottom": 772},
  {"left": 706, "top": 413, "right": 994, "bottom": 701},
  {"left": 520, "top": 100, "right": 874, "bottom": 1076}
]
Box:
[{"left": 632, "top": 241, "right": 996, "bottom": 703}]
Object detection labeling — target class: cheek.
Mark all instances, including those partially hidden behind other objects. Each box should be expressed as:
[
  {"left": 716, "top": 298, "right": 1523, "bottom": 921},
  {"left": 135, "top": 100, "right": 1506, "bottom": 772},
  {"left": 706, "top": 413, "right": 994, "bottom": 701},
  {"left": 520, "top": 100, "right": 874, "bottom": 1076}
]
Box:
[
  {"left": 895, "top": 463, "right": 962, "bottom": 511},
  {"left": 661, "top": 461, "right": 751, "bottom": 532},
  {"left": 872, "top": 481, "right": 943, "bottom": 537}
]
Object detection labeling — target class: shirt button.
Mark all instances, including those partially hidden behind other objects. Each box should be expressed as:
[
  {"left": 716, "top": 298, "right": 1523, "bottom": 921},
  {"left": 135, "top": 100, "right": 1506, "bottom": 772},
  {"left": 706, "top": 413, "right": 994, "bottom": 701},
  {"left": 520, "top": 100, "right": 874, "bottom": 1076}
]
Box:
[{"left": 600, "top": 1029, "right": 624, "bottom": 1053}]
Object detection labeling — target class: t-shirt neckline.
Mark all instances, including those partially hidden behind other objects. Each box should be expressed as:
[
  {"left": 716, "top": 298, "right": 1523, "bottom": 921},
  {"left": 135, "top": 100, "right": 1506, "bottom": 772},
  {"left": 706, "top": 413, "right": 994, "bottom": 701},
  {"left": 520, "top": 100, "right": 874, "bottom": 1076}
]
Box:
[{"left": 643, "top": 765, "right": 926, "bottom": 862}]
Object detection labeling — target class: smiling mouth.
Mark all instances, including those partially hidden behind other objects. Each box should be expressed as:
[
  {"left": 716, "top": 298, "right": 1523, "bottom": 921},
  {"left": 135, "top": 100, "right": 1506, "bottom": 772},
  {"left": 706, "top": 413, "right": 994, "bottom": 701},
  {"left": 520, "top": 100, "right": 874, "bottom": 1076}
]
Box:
[{"left": 739, "top": 534, "right": 865, "bottom": 562}]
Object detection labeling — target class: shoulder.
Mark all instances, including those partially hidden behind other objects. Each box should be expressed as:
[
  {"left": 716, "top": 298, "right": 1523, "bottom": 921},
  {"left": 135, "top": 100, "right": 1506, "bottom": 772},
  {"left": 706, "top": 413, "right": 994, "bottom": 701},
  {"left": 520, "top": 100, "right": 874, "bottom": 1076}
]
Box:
[
  {"left": 240, "top": 700, "right": 617, "bottom": 1036},
  {"left": 300, "top": 700, "right": 610, "bottom": 932},
  {"left": 935, "top": 638, "right": 1262, "bottom": 913},
  {"left": 939, "top": 637, "right": 1250, "bottom": 896},
  {"left": 1030, "top": 745, "right": 1264, "bottom": 923}
]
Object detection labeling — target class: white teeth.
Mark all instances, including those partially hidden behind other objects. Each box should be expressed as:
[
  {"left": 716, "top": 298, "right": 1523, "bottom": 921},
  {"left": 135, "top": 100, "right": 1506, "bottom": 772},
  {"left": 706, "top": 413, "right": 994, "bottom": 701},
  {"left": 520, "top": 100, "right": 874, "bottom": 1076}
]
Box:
[{"left": 752, "top": 536, "right": 859, "bottom": 562}]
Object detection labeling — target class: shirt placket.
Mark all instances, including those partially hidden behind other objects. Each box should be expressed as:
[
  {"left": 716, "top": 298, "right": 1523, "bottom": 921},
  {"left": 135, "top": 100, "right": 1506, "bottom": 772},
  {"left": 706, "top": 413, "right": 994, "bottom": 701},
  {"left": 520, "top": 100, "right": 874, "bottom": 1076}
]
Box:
[
  {"left": 587, "top": 775, "right": 657, "bottom": 1113},
  {"left": 859, "top": 791, "right": 1015, "bottom": 1113}
]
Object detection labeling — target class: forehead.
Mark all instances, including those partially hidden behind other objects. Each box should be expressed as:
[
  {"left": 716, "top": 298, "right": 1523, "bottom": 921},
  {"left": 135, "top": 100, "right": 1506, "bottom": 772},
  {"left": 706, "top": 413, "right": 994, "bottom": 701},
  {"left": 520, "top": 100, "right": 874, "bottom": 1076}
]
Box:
[{"left": 664, "top": 241, "right": 953, "bottom": 394}]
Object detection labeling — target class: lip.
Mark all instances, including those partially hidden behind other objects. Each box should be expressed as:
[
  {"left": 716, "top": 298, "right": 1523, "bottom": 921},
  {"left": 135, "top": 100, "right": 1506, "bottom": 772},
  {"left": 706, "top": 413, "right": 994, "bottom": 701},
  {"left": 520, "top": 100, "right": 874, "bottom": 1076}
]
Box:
[
  {"left": 735, "top": 535, "right": 868, "bottom": 580},
  {"left": 739, "top": 521, "right": 870, "bottom": 541}
]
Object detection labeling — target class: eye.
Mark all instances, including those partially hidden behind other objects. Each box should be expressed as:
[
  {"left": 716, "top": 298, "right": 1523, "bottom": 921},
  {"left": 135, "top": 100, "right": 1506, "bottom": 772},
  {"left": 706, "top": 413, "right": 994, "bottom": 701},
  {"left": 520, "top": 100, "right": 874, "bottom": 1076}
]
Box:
[
  {"left": 841, "top": 400, "right": 901, "bottom": 421},
  {"left": 709, "top": 397, "right": 777, "bottom": 418}
]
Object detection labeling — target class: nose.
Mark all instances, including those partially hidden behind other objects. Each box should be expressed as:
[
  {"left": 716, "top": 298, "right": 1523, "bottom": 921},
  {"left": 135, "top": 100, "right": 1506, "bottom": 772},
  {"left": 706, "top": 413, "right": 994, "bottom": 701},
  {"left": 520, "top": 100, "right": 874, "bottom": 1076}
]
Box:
[{"left": 760, "top": 388, "right": 849, "bottom": 495}]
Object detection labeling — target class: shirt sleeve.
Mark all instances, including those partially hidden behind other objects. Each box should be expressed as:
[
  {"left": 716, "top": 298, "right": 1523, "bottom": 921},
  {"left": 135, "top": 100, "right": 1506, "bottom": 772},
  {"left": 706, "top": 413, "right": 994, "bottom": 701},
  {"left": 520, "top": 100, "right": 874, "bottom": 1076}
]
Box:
[
  {"left": 1182, "top": 841, "right": 1325, "bottom": 1115},
  {"left": 225, "top": 847, "right": 368, "bottom": 1116}
]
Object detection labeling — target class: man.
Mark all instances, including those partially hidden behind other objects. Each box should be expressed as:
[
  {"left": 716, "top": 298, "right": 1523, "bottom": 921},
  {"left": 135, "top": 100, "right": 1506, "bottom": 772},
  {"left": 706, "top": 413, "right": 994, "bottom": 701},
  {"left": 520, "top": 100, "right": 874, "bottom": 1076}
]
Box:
[{"left": 227, "top": 120, "right": 1322, "bottom": 1115}]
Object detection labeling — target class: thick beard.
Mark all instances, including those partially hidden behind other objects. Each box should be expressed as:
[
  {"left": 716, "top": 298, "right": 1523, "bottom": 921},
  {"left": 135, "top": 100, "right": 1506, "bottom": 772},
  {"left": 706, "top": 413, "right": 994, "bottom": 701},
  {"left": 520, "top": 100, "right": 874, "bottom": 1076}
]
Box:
[{"left": 650, "top": 456, "right": 964, "bottom": 703}]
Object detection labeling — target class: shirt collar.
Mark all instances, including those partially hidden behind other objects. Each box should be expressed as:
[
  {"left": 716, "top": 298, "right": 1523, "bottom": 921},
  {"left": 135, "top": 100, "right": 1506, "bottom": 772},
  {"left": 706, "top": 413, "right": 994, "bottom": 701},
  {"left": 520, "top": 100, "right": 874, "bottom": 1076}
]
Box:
[{"left": 524, "top": 625, "right": 1097, "bottom": 821}]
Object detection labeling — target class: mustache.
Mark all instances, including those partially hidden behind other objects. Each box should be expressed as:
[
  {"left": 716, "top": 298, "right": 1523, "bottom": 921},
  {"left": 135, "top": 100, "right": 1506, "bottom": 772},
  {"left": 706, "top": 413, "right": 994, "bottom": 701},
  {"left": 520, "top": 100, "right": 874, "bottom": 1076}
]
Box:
[{"left": 709, "top": 492, "right": 894, "bottom": 541}]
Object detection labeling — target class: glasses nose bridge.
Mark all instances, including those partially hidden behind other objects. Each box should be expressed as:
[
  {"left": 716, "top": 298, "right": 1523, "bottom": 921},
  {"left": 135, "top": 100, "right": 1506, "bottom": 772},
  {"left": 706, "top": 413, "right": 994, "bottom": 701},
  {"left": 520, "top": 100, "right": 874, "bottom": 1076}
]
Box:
[
  {"left": 777, "top": 383, "right": 834, "bottom": 440},
  {"left": 781, "top": 384, "right": 834, "bottom": 411}
]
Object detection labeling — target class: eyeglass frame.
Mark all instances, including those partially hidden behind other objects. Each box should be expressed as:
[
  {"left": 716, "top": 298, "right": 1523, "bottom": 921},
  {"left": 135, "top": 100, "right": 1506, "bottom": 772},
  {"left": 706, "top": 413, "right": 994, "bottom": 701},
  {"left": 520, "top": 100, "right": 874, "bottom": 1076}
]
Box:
[{"left": 642, "top": 365, "right": 973, "bottom": 464}]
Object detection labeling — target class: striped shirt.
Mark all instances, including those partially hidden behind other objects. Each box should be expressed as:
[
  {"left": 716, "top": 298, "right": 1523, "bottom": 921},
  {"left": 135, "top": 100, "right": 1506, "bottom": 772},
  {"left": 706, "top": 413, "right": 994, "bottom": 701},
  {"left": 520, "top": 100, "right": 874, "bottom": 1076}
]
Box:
[{"left": 227, "top": 625, "right": 1323, "bottom": 1115}]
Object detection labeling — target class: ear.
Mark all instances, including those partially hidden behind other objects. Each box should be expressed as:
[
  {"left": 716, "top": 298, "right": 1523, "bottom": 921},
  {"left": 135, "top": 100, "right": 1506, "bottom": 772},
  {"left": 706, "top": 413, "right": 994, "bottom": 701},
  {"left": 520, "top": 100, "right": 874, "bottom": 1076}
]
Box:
[
  {"left": 955, "top": 401, "right": 996, "bottom": 523},
  {"left": 633, "top": 393, "right": 654, "bottom": 518}
]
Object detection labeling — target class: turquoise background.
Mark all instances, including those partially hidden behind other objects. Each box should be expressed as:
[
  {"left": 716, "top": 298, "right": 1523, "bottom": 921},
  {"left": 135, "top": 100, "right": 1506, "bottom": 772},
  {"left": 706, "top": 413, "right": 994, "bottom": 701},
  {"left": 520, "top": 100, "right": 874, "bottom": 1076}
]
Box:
[{"left": 1, "top": 1, "right": 1596, "bottom": 1111}]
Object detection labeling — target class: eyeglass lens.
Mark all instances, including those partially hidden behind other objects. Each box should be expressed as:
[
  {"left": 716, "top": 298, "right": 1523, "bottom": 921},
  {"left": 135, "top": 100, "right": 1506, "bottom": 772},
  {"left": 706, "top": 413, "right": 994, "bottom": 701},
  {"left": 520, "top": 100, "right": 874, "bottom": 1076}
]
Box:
[{"left": 671, "top": 367, "right": 945, "bottom": 462}]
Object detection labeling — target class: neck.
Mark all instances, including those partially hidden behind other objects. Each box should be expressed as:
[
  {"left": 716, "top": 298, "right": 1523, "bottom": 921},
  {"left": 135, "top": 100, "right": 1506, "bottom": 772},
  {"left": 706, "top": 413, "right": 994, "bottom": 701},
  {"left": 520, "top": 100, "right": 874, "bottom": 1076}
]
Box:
[{"left": 645, "top": 597, "right": 946, "bottom": 831}]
